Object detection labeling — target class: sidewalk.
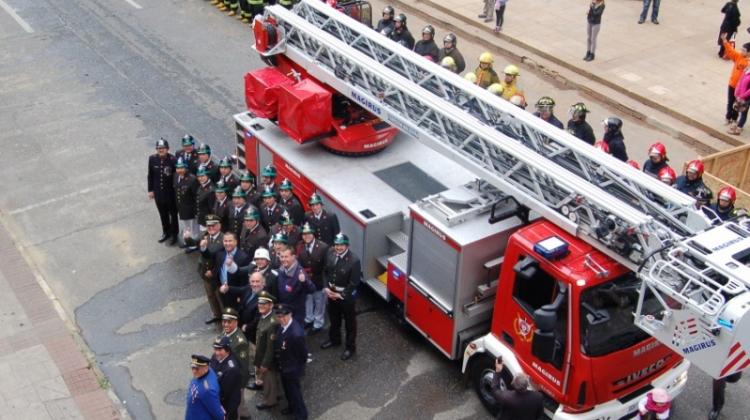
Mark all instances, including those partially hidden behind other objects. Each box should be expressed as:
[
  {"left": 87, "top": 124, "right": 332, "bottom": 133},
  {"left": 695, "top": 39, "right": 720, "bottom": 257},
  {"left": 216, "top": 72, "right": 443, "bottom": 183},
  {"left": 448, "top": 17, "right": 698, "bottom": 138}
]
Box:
[
  {"left": 0, "top": 224, "right": 122, "bottom": 420},
  {"left": 398, "top": 0, "right": 747, "bottom": 151}
]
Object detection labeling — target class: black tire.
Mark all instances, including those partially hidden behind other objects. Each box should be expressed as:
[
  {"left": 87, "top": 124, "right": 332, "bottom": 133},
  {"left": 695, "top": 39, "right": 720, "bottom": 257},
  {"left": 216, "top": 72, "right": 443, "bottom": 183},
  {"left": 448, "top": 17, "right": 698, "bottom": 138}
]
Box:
[{"left": 469, "top": 354, "right": 511, "bottom": 416}]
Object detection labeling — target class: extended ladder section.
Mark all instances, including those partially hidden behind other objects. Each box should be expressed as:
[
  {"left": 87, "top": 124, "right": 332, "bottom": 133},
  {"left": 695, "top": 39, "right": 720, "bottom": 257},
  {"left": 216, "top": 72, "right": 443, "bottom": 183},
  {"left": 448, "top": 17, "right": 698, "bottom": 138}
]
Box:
[{"left": 259, "top": 1, "right": 750, "bottom": 377}]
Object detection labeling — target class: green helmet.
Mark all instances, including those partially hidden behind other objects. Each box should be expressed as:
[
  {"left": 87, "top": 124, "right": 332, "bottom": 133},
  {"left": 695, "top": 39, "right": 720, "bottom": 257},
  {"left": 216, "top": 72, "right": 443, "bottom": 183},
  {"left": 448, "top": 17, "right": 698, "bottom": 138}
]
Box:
[
  {"left": 197, "top": 167, "right": 209, "bottom": 177},
  {"left": 182, "top": 135, "right": 195, "bottom": 146},
  {"left": 176, "top": 157, "right": 188, "bottom": 169},
  {"left": 279, "top": 178, "right": 293, "bottom": 190},
  {"left": 197, "top": 143, "right": 211, "bottom": 155},
  {"left": 244, "top": 209, "right": 260, "bottom": 220},
  {"left": 272, "top": 232, "right": 289, "bottom": 244},
  {"left": 215, "top": 181, "right": 228, "bottom": 194},
  {"left": 261, "top": 164, "right": 277, "bottom": 178},
  {"left": 240, "top": 172, "right": 254, "bottom": 183},
  {"left": 281, "top": 217, "right": 294, "bottom": 226},
  {"left": 333, "top": 233, "right": 350, "bottom": 245},
  {"left": 232, "top": 186, "right": 246, "bottom": 198},
  {"left": 261, "top": 187, "right": 276, "bottom": 198},
  {"left": 219, "top": 157, "right": 232, "bottom": 168},
  {"left": 301, "top": 222, "right": 315, "bottom": 234},
  {"left": 308, "top": 193, "right": 323, "bottom": 205}
]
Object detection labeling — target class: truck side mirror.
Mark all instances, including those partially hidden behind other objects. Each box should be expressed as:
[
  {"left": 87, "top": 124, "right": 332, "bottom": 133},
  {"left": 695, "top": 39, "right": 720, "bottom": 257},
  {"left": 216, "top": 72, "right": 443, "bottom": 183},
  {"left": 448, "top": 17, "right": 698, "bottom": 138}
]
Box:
[
  {"left": 531, "top": 307, "right": 557, "bottom": 364},
  {"left": 513, "top": 256, "right": 538, "bottom": 281}
]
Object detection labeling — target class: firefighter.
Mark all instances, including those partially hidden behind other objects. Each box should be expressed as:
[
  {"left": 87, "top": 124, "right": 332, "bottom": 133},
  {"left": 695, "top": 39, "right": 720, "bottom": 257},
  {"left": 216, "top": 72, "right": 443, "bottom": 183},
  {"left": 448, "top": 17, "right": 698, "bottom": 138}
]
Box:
[
  {"left": 269, "top": 232, "right": 288, "bottom": 270},
  {"left": 174, "top": 157, "right": 198, "bottom": 248},
  {"left": 147, "top": 139, "right": 178, "bottom": 245},
  {"left": 710, "top": 186, "right": 741, "bottom": 221},
  {"left": 474, "top": 52, "right": 500, "bottom": 89},
  {"left": 197, "top": 143, "right": 220, "bottom": 183},
  {"left": 413, "top": 25, "right": 439, "bottom": 62},
  {"left": 278, "top": 179, "right": 304, "bottom": 226},
  {"left": 304, "top": 193, "right": 341, "bottom": 245},
  {"left": 260, "top": 187, "right": 283, "bottom": 230},
  {"left": 228, "top": 187, "right": 249, "bottom": 238},
  {"left": 239, "top": 172, "right": 261, "bottom": 208},
  {"left": 278, "top": 0, "right": 294, "bottom": 9},
  {"left": 175, "top": 134, "right": 200, "bottom": 174},
  {"left": 196, "top": 214, "right": 225, "bottom": 324},
  {"left": 240, "top": 0, "right": 264, "bottom": 24},
  {"left": 375, "top": 5, "right": 396, "bottom": 36},
  {"left": 239, "top": 208, "right": 268, "bottom": 258},
  {"left": 320, "top": 233, "right": 362, "bottom": 361},
  {"left": 195, "top": 167, "right": 217, "bottom": 234},
  {"left": 388, "top": 14, "right": 414, "bottom": 49},
  {"left": 218, "top": 157, "right": 239, "bottom": 194},
  {"left": 601, "top": 117, "right": 628, "bottom": 162},
  {"left": 253, "top": 247, "right": 279, "bottom": 293},
  {"left": 533, "top": 96, "right": 564, "bottom": 129},
  {"left": 657, "top": 166, "right": 677, "bottom": 186},
  {"left": 675, "top": 159, "right": 710, "bottom": 197},
  {"left": 212, "top": 182, "right": 230, "bottom": 232},
  {"left": 440, "top": 56, "right": 457, "bottom": 73},
  {"left": 223, "top": 0, "right": 239, "bottom": 18},
  {"left": 464, "top": 72, "right": 477, "bottom": 84},
  {"left": 500, "top": 65, "right": 521, "bottom": 101},
  {"left": 642, "top": 142, "right": 669, "bottom": 177},
  {"left": 487, "top": 83, "right": 504, "bottom": 97},
  {"left": 260, "top": 164, "right": 277, "bottom": 192},
  {"left": 438, "top": 33, "right": 466, "bottom": 74},
  {"left": 299, "top": 222, "right": 329, "bottom": 334},
  {"left": 277, "top": 216, "right": 302, "bottom": 250},
  {"left": 509, "top": 93, "right": 527, "bottom": 109},
  {"left": 566, "top": 102, "right": 596, "bottom": 145}
]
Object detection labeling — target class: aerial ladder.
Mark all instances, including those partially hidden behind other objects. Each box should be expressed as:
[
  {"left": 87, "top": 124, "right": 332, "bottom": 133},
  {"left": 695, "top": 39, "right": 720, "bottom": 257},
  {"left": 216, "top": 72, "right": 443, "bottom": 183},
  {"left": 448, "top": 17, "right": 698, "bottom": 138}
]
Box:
[{"left": 252, "top": 0, "right": 750, "bottom": 379}]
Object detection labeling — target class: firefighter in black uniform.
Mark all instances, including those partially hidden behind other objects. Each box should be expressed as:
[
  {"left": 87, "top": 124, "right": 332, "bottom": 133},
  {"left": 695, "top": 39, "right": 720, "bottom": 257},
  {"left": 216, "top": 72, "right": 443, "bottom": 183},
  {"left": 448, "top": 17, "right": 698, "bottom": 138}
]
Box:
[
  {"left": 260, "top": 164, "right": 278, "bottom": 193},
  {"left": 260, "top": 187, "right": 284, "bottom": 230},
  {"left": 239, "top": 209, "right": 269, "bottom": 258},
  {"left": 175, "top": 134, "right": 200, "bottom": 174},
  {"left": 320, "top": 233, "right": 361, "bottom": 361},
  {"left": 273, "top": 215, "right": 302, "bottom": 250},
  {"left": 218, "top": 157, "right": 239, "bottom": 193},
  {"left": 147, "top": 139, "right": 178, "bottom": 245},
  {"left": 304, "top": 193, "right": 340, "bottom": 246},
  {"left": 210, "top": 336, "right": 242, "bottom": 420},
  {"left": 197, "top": 143, "right": 220, "bottom": 183},
  {"left": 388, "top": 14, "right": 415, "bottom": 49},
  {"left": 273, "top": 304, "right": 309, "bottom": 419},
  {"left": 212, "top": 182, "right": 230, "bottom": 232},
  {"left": 239, "top": 172, "right": 261, "bottom": 209},
  {"left": 195, "top": 167, "right": 216, "bottom": 232},
  {"left": 278, "top": 179, "right": 305, "bottom": 226},
  {"left": 227, "top": 187, "right": 249, "bottom": 238},
  {"left": 174, "top": 157, "right": 198, "bottom": 248},
  {"left": 375, "top": 5, "right": 396, "bottom": 36}
]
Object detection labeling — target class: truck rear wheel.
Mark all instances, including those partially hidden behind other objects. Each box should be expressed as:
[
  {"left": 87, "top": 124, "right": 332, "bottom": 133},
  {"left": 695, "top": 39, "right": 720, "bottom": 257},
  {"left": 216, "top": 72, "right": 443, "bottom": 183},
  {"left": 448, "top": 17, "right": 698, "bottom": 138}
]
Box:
[{"left": 469, "top": 354, "right": 510, "bottom": 416}]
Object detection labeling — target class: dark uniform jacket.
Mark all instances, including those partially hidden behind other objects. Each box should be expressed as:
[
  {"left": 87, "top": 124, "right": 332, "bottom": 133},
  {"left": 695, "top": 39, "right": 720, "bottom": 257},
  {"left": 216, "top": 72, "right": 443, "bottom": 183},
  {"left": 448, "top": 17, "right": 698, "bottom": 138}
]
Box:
[
  {"left": 185, "top": 368, "right": 224, "bottom": 420},
  {"left": 304, "top": 210, "right": 340, "bottom": 246},
  {"left": 195, "top": 182, "right": 216, "bottom": 226},
  {"left": 533, "top": 112, "right": 564, "bottom": 129},
  {"left": 242, "top": 187, "right": 262, "bottom": 209},
  {"left": 147, "top": 153, "right": 176, "bottom": 203},
  {"left": 209, "top": 353, "right": 242, "bottom": 420},
  {"left": 270, "top": 225, "right": 302, "bottom": 250},
  {"left": 212, "top": 197, "right": 230, "bottom": 231},
  {"left": 274, "top": 263, "right": 315, "bottom": 324},
  {"left": 298, "top": 239, "right": 329, "bottom": 290},
  {"left": 438, "top": 47, "right": 466, "bottom": 73},
  {"left": 492, "top": 387, "right": 544, "bottom": 420},
  {"left": 239, "top": 223, "right": 268, "bottom": 258},
  {"left": 199, "top": 159, "right": 220, "bottom": 183},
  {"left": 226, "top": 287, "right": 259, "bottom": 343},
  {"left": 176, "top": 149, "right": 200, "bottom": 174},
  {"left": 389, "top": 27, "right": 415, "bottom": 49},
  {"left": 274, "top": 320, "right": 308, "bottom": 377},
  {"left": 197, "top": 231, "right": 224, "bottom": 279},
  {"left": 174, "top": 173, "right": 197, "bottom": 220},
  {"left": 642, "top": 159, "right": 669, "bottom": 178},
  {"left": 709, "top": 203, "right": 739, "bottom": 221},
  {"left": 220, "top": 173, "right": 239, "bottom": 195},
  {"left": 257, "top": 265, "right": 279, "bottom": 293},
  {"left": 260, "top": 203, "right": 284, "bottom": 230},
  {"left": 566, "top": 119, "right": 596, "bottom": 145},
  {"left": 279, "top": 195, "right": 305, "bottom": 226},
  {"left": 254, "top": 312, "right": 278, "bottom": 369},
  {"left": 414, "top": 39, "right": 439, "bottom": 62},
  {"left": 227, "top": 204, "right": 249, "bottom": 238},
  {"left": 224, "top": 328, "right": 251, "bottom": 385},
  {"left": 603, "top": 131, "right": 628, "bottom": 162},
  {"left": 323, "top": 248, "right": 362, "bottom": 300},
  {"left": 675, "top": 176, "right": 708, "bottom": 196},
  {"left": 375, "top": 18, "right": 395, "bottom": 36}
]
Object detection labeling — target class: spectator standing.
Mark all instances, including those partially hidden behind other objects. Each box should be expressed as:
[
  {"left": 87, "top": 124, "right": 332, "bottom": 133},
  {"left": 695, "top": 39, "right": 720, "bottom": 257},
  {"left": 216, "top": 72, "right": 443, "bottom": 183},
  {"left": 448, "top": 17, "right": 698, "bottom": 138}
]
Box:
[
  {"left": 638, "top": 0, "right": 660, "bottom": 24},
  {"left": 493, "top": 0, "right": 508, "bottom": 33},
  {"left": 585, "top": 0, "right": 605, "bottom": 61},
  {"left": 719, "top": 0, "right": 741, "bottom": 58},
  {"left": 478, "top": 0, "right": 494, "bottom": 23},
  {"left": 720, "top": 35, "right": 750, "bottom": 128},
  {"left": 731, "top": 65, "right": 750, "bottom": 134},
  {"left": 709, "top": 372, "right": 743, "bottom": 420}
]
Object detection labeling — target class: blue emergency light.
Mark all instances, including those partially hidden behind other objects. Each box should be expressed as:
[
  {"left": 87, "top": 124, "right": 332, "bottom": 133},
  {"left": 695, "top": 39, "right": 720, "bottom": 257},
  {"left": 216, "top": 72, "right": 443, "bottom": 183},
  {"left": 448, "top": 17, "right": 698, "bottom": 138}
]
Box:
[{"left": 534, "top": 236, "right": 569, "bottom": 260}]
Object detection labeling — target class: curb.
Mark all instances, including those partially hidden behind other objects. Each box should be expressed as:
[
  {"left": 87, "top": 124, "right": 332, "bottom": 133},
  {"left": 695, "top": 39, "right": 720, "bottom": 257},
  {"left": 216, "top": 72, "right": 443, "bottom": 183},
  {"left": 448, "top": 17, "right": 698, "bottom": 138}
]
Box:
[{"left": 393, "top": 0, "right": 742, "bottom": 154}]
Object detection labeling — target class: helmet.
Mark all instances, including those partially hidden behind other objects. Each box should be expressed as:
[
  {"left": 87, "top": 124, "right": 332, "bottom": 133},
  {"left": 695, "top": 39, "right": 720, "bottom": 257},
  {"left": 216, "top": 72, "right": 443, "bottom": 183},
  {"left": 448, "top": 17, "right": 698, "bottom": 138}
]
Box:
[
  {"left": 569, "top": 102, "right": 589, "bottom": 117},
  {"left": 422, "top": 25, "right": 435, "bottom": 37},
  {"left": 215, "top": 182, "right": 227, "bottom": 194},
  {"left": 383, "top": 5, "right": 394, "bottom": 16},
  {"left": 309, "top": 193, "right": 323, "bottom": 205},
  {"left": 197, "top": 143, "right": 211, "bottom": 155},
  {"left": 281, "top": 216, "right": 294, "bottom": 226},
  {"left": 176, "top": 157, "right": 188, "bottom": 169},
  {"left": 301, "top": 222, "right": 316, "bottom": 234},
  {"left": 718, "top": 186, "right": 737, "bottom": 204},
  {"left": 509, "top": 94, "right": 527, "bottom": 109},
  {"left": 240, "top": 172, "right": 254, "bottom": 182},
  {"left": 253, "top": 247, "right": 271, "bottom": 260},
  {"left": 261, "top": 164, "right": 277, "bottom": 178},
  {"left": 593, "top": 140, "right": 610, "bottom": 154},
  {"left": 487, "top": 83, "right": 504, "bottom": 95},
  {"left": 685, "top": 159, "right": 704, "bottom": 177},
  {"left": 261, "top": 187, "right": 276, "bottom": 198},
  {"left": 657, "top": 166, "right": 677, "bottom": 185},
  {"left": 181, "top": 135, "right": 195, "bottom": 146},
  {"left": 279, "top": 178, "right": 293, "bottom": 190},
  {"left": 464, "top": 72, "right": 477, "bottom": 83},
  {"left": 535, "top": 96, "right": 555, "bottom": 109},
  {"left": 443, "top": 33, "right": 457, "bottom": 45},
  {"left": 155, "top": 139, "right": 169, "bottom": 149},
  {"left": 503, "top": 64, "right": 520, "bottom": 76},
  {"left": 479, "top": 52, "right": 494, "bottom": 64},
  {"left": 197, "top": 166, "right": 209, "bottom": 177},
  {"left": 602, "top": 117, "right": 623, "bottom": 131},
  {"left": 244, "top": 209, "right": 260, "bottom": 220},
  {"left": 440, "top": 56, "right": 456, "bottom": 70},
  {"left": 333, "top": 232, "right": 350, "bottom": 245},
  {"left": 219, "top": 156, "right": 232, "bottom": 168},
  {"left": 232, "top": 186, "right": 246, "bottom": 198},
  {"left": 648, "top": 142, "right": 667, "bottom": 159},
  {"left": 694, "top": 186, "right": 713, "bottom": 203},
  {"left": 272, "top": 232, "right": 289, "bottom": 244},
  {"left": 626, "top": 159, "right": 640, "bottom": 170},
  {"left": 394, "top": 13, "right": 406, "bottom": 25}
]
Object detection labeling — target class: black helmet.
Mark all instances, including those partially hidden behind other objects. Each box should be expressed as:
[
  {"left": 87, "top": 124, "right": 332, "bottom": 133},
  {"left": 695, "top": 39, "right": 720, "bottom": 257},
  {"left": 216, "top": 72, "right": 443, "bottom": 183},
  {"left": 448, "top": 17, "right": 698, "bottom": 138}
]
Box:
[
  {"left": 383, "top": 5, "right": 394, "bottom": 16},
  {"left": 422, "top": 25, "right": 435, "bottom": 37},
  {"left": 535, "top": 96, "right": 556, "bottom": 109},
  {"left": 603, "top": 117, "right": 623, "bottom": 131},
  {"left": 443, "top": 33, "right": 457, "bottom": 45},
  {"left": 394, "top": 13, "right": 406, "bottom": 25}
]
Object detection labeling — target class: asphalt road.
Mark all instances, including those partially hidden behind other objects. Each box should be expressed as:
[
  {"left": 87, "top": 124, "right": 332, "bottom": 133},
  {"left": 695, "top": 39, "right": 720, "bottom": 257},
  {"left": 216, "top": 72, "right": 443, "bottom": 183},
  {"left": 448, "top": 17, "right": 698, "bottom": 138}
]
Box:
[{"left": 0, "top": 0, "right": 748, "bottom": 419}]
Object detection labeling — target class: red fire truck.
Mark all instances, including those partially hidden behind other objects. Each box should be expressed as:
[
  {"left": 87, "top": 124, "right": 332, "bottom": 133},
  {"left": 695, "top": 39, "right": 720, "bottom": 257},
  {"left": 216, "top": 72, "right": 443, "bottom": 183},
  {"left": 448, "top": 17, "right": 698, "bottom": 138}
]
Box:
[{"left": 234, "top": 1, "right": 750, "bottom": 417}]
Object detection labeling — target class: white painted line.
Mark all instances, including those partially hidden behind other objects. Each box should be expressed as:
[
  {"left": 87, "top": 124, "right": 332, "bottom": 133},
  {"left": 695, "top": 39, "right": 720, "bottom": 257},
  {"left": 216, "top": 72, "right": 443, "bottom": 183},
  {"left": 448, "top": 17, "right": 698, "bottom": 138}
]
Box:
[
  {"left": 8, "top": 186, "right": 101, "bottom": 215},
  {"left": 0, "top": 0, "right": 33, "bottom": 33},
  {"left": 123, "top": 0, "right": 143, "bottom": 9}
]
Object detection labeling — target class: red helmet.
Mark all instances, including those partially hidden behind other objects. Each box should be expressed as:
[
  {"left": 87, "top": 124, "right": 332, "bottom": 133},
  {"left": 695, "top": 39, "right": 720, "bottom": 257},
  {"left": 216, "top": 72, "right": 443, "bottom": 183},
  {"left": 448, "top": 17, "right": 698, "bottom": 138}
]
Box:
[
  {"left": 718, "top": 186, "right": 737, "bottom": 204},
  {"left": 648, "top": 142, "right": 667, "bottom": 159},
  {"left": 594, "top": 140, "right": 610, "bottom": 154},
  {"left": 658, "top": 166, "right": 677, "bottom": 185},
  {"left": 626, "top": 160, "right": 640, "bottom": 170},
  {"left": 685, "top": 159, "right": 704, "bottom": 177}
]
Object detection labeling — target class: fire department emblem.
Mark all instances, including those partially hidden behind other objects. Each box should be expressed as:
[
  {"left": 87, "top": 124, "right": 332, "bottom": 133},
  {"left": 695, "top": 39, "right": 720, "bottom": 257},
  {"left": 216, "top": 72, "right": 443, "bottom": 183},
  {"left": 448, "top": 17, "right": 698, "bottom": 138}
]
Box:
[{"left": 514, "top": 314, "right": 533, "bottom": 342}]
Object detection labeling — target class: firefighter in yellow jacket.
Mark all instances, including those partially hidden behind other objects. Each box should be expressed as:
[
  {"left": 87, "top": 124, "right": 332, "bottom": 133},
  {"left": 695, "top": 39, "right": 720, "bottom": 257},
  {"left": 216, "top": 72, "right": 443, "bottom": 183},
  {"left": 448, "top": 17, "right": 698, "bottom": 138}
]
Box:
[
  {"left": 500, "top": 64, "right": 522, "bottom": 101},
  {"left": 474, "top": 52, "right": 500, "bottom": 89}
]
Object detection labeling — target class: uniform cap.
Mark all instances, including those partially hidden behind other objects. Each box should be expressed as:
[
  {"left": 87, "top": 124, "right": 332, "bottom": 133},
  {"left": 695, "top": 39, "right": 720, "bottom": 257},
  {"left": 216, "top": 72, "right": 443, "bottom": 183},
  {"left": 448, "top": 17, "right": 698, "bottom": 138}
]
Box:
[
  {"left": 334, "top": 232, "right": 350, "bottom": 245},
  {"left": 274, "top": 303, "right": 292, "bottom": 315},
  {"left": 219, "top": 157, "right": 232, "bottom": 168},
  {"left": 212, "top": 336, "right": 232, "bottom": 350},
  {"left": 240, "top": 172, "right": 255, "bottom": 182},
  {"left": 215, "top": 181, "right": 227, "bottom": 194},
  {"left": 197, "top": 143, "right": 211, "bottom": 155},
  {"left": 196, "top": 166, "right": 209, "bottom": 177},
  {"left": 308, "top": 193, "right": 323, "bottom": 205},
  {"left": 279, "top": 178, "right": 293, "bottom": 190},
  {"left": 301, "top": 222, "right": 316, "bottom": 234},
  {"left": 261, "top": 164, "right": 277, "bottom": 178},
  {"left": 191, "top": 354, "right": 210, "bottom": 367},
  {"left": 205, "top": 214, "right": 221, "bottom": 225},
  {"left": 257, "top": 290, "right": 276, "bottom": 304},
  {"left": 281, "top": 217, "right": 294, "bottom": 226},
  {"left": 176, "top": 157, "right": 188, "bottom": 169},
  {"left": 156, "top": 139, "right": 169, "bottom": 149},
  {"left": 232, "top": 186, "right": 247, "bottom": 198},
  {"left": 254, "top": 247, "right": 271, "bottom": 260},
  {"left": 221, "top": 307, "right": 239, "bottom": 320},
  {"left": 272, "top": 232, "right": 289, "bottom": 244},
  {"left": 182, "top": 135, "right": 195, "bottom": 146},
  {"left": 262, "top": 187, "right": 276, "bottom": 198},
  {"left": 244, "top": 209, "right": 260, "bottom": 220}
]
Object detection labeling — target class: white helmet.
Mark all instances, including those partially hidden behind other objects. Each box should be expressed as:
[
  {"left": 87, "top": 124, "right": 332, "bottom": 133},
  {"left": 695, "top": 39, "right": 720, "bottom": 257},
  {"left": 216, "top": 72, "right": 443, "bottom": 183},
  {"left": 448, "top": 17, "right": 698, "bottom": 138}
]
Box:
[{"left": 254, "top": 247, "right": 271, "bottom": 260}]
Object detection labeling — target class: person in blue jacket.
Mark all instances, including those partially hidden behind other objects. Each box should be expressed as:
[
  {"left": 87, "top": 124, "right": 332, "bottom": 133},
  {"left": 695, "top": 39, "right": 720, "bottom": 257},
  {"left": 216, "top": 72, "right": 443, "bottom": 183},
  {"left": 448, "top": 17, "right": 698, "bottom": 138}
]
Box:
[{"left": 185, "top": 355, "right": 224, "bottom": 420}]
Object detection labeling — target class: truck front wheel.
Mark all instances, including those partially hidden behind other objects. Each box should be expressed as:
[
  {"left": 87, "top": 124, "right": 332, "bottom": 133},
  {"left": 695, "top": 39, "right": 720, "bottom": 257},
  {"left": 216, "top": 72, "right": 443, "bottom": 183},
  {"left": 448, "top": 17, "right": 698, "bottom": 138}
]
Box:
[{"left": 469, "top": 354, "right": 511, "bottom": 416}]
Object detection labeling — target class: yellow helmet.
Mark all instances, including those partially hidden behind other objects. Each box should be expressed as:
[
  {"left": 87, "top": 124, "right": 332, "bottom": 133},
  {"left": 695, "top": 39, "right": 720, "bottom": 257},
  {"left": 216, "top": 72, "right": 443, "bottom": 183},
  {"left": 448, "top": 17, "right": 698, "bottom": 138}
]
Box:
[
  {"left": 504, "top": 64, "right": 520, "bottom": 76},
  {"left": 441, "top": 56, "right": 456, "bottom": 70},
  {"left": 479, "top": 52, "right": 494, "bottom": 64},
  {"left": 464, "top": 72, "right": 477, "bottom": 83},
  {"left": 487, "top": 83, "right": 504, "bottom": 95}
]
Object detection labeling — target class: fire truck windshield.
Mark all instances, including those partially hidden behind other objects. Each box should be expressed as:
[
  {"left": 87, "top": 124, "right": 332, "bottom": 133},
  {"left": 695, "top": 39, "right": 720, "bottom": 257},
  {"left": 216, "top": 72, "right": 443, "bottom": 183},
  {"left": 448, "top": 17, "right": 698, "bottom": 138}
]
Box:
[{"left": 579, "top": 273, "right": 659, "bottom": 357}]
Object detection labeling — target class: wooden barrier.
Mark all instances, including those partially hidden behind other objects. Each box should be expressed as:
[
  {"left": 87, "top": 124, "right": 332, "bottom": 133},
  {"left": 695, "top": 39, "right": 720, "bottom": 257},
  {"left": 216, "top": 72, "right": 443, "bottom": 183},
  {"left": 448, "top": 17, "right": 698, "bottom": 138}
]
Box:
[{"left": 700, "top": 144, "right": 750, "bottom": 210}]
